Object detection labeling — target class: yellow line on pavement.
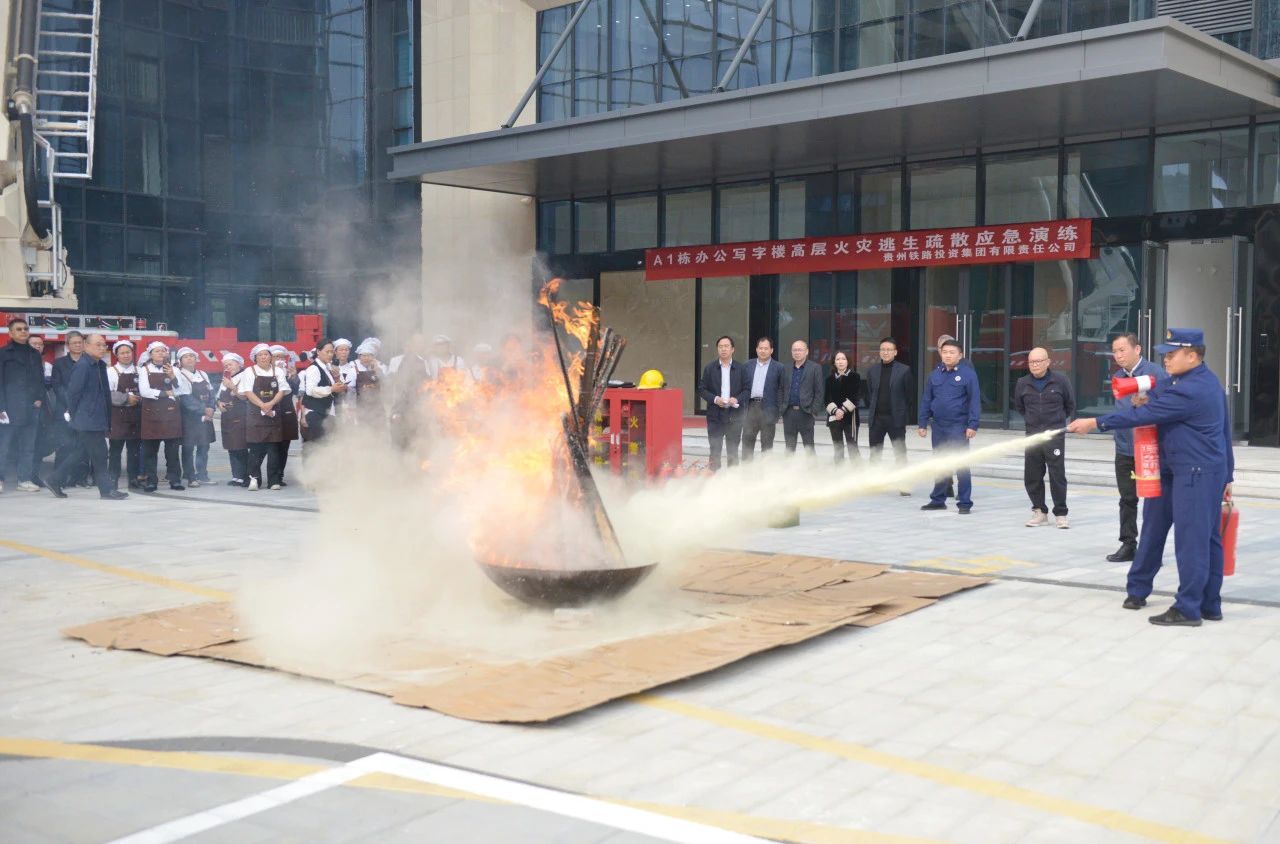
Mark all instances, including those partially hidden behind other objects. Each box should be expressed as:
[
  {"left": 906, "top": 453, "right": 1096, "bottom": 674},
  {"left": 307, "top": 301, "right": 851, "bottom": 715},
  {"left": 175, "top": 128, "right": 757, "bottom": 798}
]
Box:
[
  {"left": 11, "top": 540, "right": 1225, "bottom": 843},
  {"left": 0, "top": 539, "right": 232, "bottom": 601},
  {"left": 635, "top": 696, "right": 1226, "bottom": 844},
  {"left": 0, "top": 736, "right": 914, "bottom": 844}
]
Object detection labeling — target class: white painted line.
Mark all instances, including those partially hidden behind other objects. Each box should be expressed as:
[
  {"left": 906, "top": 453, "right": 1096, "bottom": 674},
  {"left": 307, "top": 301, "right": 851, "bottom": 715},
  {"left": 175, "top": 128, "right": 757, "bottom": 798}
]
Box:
[
  {"left": 347, "top": 752, "right": 769, "bottom": 844},
  {"left": 102, "top": 758, "right": 370, "bottom": 844},
  {"left": 104, "top": 751, "right": 768, "bottom": 844}
]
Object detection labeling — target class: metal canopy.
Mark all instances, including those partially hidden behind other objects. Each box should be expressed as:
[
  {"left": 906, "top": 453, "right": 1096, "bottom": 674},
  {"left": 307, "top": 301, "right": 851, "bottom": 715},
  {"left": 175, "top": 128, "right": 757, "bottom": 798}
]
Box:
[{"left": 389, "top": 19, "right": 1280, "bottom": 198}]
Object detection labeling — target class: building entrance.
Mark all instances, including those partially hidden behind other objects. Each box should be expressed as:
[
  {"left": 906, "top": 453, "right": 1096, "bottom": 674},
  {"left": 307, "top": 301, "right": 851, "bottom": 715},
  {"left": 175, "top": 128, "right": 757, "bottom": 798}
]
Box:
[{"left": 1149, "top": 238, "right": 1251, "bottom": 439}]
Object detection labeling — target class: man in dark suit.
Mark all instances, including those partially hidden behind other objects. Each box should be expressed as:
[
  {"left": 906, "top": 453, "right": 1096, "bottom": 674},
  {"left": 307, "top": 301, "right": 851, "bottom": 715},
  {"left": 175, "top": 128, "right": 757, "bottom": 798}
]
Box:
[
  {"left": 52, "top": 329, "right": 92, "bottom": 486},
  {"left": 779, "top": 339, "right": 824, "bottom": 454},
  {"left": 698, "top": 335, "right": 749, "bottom": 470},
  {"left": 865, "top": 337, "right": 913, "bottom": 490},
  {"left": 48, "top": 334, "right": 127, "bottom": 499},
  {"left": 0, "top": 317, "right": 47, "bottom": 492},
  {"left": 740, "top": 336, "right": 783, "bottom": 459}
]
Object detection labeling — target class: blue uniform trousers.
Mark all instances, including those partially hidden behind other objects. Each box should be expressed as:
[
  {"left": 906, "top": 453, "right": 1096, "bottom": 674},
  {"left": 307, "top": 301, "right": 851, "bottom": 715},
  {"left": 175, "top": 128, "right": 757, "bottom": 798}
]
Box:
[
  {"left": 929, "top": 424, "right": 972, "bottom": 508},
  {"left": 1127, "top": 468, "right": 1225, "bottom": 620}
]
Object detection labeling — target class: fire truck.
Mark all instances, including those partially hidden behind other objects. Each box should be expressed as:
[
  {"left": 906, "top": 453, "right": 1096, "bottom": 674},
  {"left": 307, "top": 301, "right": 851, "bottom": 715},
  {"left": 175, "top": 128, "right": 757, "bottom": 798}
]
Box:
[{"left": 0, "top": 312, "right": 325, "bottom": 373}]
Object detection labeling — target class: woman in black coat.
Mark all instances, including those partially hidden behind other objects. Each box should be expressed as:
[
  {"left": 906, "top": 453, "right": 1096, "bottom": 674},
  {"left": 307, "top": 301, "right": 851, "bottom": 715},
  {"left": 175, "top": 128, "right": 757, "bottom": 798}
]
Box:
[{"left": 824, "top": 350, "right": 861, "bottom": 461}]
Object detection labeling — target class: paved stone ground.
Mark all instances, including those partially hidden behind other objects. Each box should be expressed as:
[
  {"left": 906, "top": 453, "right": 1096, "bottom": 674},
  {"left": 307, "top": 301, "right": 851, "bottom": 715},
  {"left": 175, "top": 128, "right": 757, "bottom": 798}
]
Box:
[{"left": 2, "top": 445, "right": 1279, "bottom": 844}]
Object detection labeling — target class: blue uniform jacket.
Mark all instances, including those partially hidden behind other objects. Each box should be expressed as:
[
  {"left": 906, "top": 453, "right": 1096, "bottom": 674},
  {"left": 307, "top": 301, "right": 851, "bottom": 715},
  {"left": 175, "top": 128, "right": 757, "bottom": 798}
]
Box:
[
  {"left": 1112, "top": 357, "right": 1166, "bottom": 457},
  {"left": 1097, "top": 363, "right": 1234, "bottom": 482},
  {"left": 918, "top": 363, "right": 981, "bottom": 430}
]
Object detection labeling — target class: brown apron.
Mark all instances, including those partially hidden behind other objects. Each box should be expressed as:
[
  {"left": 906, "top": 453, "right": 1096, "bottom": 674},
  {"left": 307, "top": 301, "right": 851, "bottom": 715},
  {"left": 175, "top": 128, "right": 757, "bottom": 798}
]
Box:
[
  {"left": 141, "top": 366, "right": 183, "bottom": 441},
  {"left": 109, "top": 369, "right": 142, "bottom": 441},
  {"left": 219, "top": 384, "right": 248, "bottom": 451},
  {"left": 244, "top": 373, "right": 284, "bottom": 444},
  {"left": 278, "top": 373, "right": 299, "bottom": 442},
  {"left": 355, "top": 368, "right": 384, "bottom": 426}
]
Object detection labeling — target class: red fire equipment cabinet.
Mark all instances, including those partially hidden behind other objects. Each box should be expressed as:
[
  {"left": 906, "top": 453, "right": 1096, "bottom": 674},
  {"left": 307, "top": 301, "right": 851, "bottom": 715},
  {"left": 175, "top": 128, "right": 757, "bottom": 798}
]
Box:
[{"left": 593, "top": 388, "right": 683, "bottom": 479}]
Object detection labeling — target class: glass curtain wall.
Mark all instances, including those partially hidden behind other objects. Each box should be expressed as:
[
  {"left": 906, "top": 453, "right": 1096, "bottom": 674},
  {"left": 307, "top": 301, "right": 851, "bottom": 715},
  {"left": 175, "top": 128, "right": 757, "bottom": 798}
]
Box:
[
  {"left": 535, "top": 1, "right": 1154, "bottom": 121},
  {"left": 1154, "top": 129, "right": 1250, "bottom": 211}
]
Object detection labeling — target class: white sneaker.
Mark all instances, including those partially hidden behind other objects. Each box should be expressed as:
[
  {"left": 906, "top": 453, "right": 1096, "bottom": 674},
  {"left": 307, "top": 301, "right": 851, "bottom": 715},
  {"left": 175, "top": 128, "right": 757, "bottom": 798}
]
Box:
[
  {"left": 1025, "top": 512, "right": 1048, "bottom": 527},
  {"left": 187, "top": 480, "right": 201, "bottom": 488},
  {"left": 248, "top": 478, "right": 259, "bottom": 491},
  {"left": 0, "top": 480, "right": 4, "bottom": 492},
  {"left": 269, "top": 483, "right": 282, "bottom": 491},
  {"left": 17, "top": 481, "right": 39, "bottom": 492},
  {"left": 1056, "top": 516, "right": 1070, "bottom": 529}
]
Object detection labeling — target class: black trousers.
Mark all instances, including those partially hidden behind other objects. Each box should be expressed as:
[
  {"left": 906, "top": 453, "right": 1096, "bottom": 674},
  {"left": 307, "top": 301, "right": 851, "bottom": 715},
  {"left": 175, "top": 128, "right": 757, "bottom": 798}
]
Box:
[
  {"left": 54, "top": 424, "right": 91, "bottom": 484},
  {"left": 1115, "top": 453, "right": 1138, "bottom": 544},
  {"left": 706, "top": 413, "right": 743, "bottom": 470},
  {"left": 228, "top": 448, "right": 249, "bottom": 482},
  {"left": 740, "top": 401, "right": 777, "bottom": 459},
  {"left": 1024, "top": 434, "right": 1068, "bottom": 516},
  {"left": 827, "top": 413, "right": 859, "bottom": 460},
  {"left": 53, "top": 430, "right": 112, "bottom": 495},
  {"left": 248, "top": 441, "right": 286, "bottom": 487},
  {"left": 108, "top": 438, "right": 141, "bottom": 486},
  {"left": 868, "top": 418, "right": 907, "bottom": 465},
  {"left": 782, "top": 407, "right": 816, "bottom": 453},
  {"left": 142, "top": 439, "right": 181, "bottom": 485}
]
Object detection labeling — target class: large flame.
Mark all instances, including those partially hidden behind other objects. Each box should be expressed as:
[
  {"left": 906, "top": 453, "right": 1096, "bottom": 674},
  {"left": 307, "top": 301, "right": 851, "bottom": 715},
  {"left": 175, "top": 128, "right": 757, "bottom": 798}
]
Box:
[{"left": 409, "top": 281, "right": 608, "bottom": 570}]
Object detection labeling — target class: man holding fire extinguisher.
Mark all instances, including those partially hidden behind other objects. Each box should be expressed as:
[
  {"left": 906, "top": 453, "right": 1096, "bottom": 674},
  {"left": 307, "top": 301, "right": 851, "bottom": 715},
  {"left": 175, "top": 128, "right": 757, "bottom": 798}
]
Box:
[{"left": 1067, "top": 328, "right": 1234, "bottom": 627}]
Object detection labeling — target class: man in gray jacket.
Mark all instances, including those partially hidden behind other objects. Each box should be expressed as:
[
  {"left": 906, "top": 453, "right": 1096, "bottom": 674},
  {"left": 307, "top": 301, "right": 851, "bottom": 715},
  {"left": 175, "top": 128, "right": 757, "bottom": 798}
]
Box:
[{"left": 778, "top": 340, "right": 824, "bottom": 454}]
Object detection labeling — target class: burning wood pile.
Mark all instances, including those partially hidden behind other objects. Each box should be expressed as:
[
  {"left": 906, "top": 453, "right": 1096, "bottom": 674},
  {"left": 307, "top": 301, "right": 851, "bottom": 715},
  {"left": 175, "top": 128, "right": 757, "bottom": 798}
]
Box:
[{"left": 476, "top": 280, "right": 656, "bottom": 608}]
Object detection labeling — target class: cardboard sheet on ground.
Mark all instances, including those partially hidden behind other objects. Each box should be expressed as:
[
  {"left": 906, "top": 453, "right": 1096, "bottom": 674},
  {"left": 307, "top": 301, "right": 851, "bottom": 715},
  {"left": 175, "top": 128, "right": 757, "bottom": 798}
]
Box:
[{"left": 62, "top": 551, "right": 987, "bottom": 723}]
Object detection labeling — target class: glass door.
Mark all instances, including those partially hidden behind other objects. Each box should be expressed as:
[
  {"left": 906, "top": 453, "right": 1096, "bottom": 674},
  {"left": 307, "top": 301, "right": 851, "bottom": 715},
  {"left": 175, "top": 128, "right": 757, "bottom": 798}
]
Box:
[
  {"left": 922, "top": 265, "right": 1008, "bottom": 426},
  {"left": 1229, "top": 236, "right": 1252, "bottom": 440}
]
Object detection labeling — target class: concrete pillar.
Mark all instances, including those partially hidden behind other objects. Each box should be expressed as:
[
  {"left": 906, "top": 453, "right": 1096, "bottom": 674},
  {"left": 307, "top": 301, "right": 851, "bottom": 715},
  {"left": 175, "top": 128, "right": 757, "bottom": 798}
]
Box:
[{"left": 417, "top": 0, "right": 538, "bottom": 343}]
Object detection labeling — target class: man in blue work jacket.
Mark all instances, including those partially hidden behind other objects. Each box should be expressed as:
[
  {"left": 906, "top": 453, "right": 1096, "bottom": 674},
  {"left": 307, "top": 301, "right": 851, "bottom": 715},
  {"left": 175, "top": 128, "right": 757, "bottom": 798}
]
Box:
[
  {"left": 918, "top": 338, "right": 981, "bottom": 513},
  {"left": 1068, "top": 328, "right": 1234, "bottom": 627}
]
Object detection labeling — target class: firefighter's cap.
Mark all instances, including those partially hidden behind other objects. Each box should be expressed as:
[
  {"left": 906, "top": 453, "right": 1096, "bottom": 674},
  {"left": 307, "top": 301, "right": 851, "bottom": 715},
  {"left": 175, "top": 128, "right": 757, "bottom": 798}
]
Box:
[{"left": 1154, "top": 328, "right": 1204, "bottom": 354}]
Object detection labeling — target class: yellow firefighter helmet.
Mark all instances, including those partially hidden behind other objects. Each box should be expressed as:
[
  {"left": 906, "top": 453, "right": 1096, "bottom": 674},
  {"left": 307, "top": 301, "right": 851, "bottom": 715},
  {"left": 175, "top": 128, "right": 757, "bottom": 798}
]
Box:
[{"left": 637, "top": 369, "right": 665, "bottom": 389}]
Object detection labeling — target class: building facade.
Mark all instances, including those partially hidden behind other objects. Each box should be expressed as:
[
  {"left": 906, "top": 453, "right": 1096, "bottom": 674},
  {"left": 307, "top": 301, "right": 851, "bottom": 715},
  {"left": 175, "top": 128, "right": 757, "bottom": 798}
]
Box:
[
  {"left": 395, "top": 1, "right": 1280, "bottom": 445},
  {"left": 50, "top": 0, "right": 421, "bottom": 341}
]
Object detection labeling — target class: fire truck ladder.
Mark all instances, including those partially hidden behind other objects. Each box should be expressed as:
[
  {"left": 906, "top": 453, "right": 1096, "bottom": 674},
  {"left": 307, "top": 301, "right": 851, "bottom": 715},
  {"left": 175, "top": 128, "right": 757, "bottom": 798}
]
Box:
[
  {"left": 22, "top": 0, "right": 100, "bottom": 296},
  {"left": 33, "top": 0, "right": 101, "bottom": 180}
]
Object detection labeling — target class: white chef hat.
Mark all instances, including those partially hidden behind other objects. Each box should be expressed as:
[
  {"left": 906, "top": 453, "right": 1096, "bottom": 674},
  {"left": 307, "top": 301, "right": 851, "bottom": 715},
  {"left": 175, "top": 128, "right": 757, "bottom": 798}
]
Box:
[
  {"left": 249, "top": 343, "right": 272, "bottom": 360},
  {"left": 269, "top": 344, "right": 288, "bottom": 356},
  {"left": 361, "top": 337, "right": 382, "bottom": 352},
  {"left": 112, "top": 339, "right": 134, "bottom": 354},
  {"left": 176, "top": 346, "right": 198, "bottom": 361},
  {"left": 433, "top": 334, "right": 451, "bottom": 345},
  {"left": 356, "top": 339, "right": 378, "bottom": 356},
  {"left": 222, "top": 352, "right": 244, "bottom": 366},
  {"left": 333, "top": 338, "right": 352, "bottom": 349},
  {"left": 473, "top": 342, "right": 493, "bottom": 355},
  {"left": 145, "top": 340, "right": 169, "bottom": 355}
]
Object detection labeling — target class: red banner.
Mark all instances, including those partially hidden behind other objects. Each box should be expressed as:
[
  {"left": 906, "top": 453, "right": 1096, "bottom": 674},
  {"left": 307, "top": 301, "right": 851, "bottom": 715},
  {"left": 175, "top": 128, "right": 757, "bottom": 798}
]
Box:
[{"left": 644, "top": 219, "right": 1092, "bottom": 280}]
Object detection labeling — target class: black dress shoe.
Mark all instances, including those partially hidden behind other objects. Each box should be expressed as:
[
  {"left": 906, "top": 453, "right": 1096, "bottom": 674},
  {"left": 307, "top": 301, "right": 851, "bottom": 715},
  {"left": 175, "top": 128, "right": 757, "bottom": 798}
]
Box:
[
  {"left": 144, "top": 484, "right": 158, "bottom": 493},
  {"left": 47, "top": 481, "right": 67, "bottom": 499},
  {"left": 100, "top": 490, "right": 129, "bottom": 500},
  {"left": 1202, "top": 611, "right": 1223, "bottom": 621},
  {"left": 1122, "top": 596, "right": 1146, "bottom": 610},
  {"left": 957, "top": 506, "right": 972, "bottom": 515},
  {"left": 1107, "top": 543, "right": 1136, "bottom": 563},
  {"left": 169, "top": 482, "right": 185, "bottom": 491},
  {"left": 1149, "top": 607, "right": 1202, "bottom": 627},
  {"left": 920, "top": 502, "right": 946, "bottom": 511}
]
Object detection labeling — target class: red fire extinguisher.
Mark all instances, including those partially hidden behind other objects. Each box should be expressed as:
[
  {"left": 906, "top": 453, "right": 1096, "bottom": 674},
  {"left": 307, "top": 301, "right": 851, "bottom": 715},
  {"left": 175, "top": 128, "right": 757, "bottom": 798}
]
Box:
[
  {"left": 1113, "top": 375, "right": 1161, "bottom": 498},
  {"left": 1222, "top": 498, "right": 1240, "bottom": 576}
]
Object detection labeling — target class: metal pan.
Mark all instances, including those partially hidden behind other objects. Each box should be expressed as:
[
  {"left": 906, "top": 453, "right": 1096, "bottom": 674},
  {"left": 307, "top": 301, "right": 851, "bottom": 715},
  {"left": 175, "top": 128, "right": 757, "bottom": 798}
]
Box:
[{"left": 478, "top": 561, "right": 658, "bottom": 608}]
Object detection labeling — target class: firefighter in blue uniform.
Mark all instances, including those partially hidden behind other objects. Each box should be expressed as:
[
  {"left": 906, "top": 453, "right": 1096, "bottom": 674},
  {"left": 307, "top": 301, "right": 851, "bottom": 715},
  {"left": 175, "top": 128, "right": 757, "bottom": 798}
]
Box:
[
  {"left": 1068, "top": 328, "right": 1234, "bottom": 626},
  {"left": 918, "top": 338, "right": 982, "bottom": 513}
]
